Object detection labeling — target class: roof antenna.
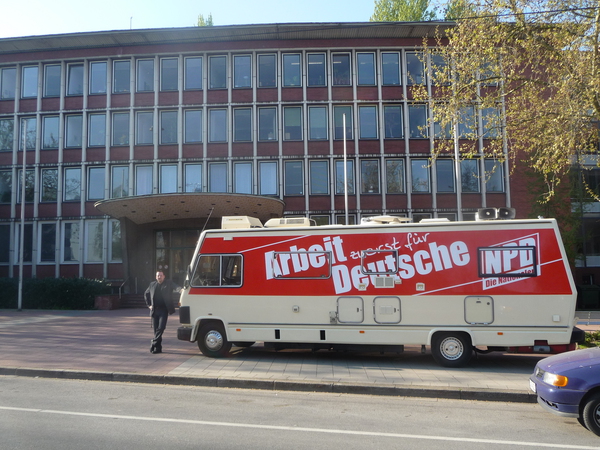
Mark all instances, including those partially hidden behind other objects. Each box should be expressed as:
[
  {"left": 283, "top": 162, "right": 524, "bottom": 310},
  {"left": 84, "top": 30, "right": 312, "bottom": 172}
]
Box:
[
  {"left": 130, "top": 17, "right": 133, "bottom": 30},
  {"left": 201, "top": 206, "right": 215, "bottom": 233}
]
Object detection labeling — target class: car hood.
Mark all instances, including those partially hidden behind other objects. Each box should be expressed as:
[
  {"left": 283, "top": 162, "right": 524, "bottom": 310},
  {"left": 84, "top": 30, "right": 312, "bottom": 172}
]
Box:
[{"left": 538, "top": 347, "right": 600, "bottom": 372}]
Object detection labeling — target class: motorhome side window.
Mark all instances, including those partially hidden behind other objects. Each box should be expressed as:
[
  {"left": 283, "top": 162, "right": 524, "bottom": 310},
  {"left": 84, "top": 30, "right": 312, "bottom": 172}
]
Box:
[
  {"left": 478, "top": 246, "right": 538, "bottom": 278},
  {"left": 360, "top": 250, "right": 398, "bottom": 274},
  {"left": 192, "top": 254, "right": 243, "bottom": 287}
]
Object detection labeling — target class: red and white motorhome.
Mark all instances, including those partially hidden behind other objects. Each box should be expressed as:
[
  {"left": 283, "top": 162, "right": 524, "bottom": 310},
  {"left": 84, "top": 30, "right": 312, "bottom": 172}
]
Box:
[{"left": 177, "top": 213, "right": 582, "bottom": 367}]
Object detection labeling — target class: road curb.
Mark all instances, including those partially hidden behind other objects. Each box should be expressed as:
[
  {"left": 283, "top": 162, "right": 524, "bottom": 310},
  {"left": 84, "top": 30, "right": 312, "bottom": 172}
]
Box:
[{"left": 0, "top": 366, "right": 536, "bottom": 403}]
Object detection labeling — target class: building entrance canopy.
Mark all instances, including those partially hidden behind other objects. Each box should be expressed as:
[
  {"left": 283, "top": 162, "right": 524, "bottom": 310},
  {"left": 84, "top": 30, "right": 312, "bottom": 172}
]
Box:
[{"left": 95, "top": 193, "right": 285, "bottom": 225}]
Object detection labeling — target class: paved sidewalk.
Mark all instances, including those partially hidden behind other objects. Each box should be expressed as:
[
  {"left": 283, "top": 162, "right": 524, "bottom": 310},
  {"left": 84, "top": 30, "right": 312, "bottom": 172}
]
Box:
[{"left": 0, "top": 308, "right": 598, "bottom": 402}]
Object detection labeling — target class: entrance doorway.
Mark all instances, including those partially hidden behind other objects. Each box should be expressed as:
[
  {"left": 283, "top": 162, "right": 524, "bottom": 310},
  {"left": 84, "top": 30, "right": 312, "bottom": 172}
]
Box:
[{"left": 155, "top": 229, "right": 200, "bottom": 287}]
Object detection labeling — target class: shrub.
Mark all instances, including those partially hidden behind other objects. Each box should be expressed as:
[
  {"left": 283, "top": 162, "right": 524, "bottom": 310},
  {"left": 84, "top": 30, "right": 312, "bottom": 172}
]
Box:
[{"left": 0, "top": 277, "right": 111, "bottom": 310}]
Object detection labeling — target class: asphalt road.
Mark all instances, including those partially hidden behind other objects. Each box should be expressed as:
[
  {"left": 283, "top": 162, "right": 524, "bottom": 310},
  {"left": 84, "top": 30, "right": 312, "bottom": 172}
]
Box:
[{"left": 1, "top": 376, "right": 600, "bottom": 450}]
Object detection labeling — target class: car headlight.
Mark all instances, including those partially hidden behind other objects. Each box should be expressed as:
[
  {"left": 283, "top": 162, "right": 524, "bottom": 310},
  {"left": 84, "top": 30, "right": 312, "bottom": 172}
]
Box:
[{"left": 542, "top": 372, "right": 569, "bottom": 387}]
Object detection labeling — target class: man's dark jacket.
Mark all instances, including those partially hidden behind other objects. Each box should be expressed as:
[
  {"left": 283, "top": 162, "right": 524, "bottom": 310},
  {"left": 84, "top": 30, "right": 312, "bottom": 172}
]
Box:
[{"left": 144, "top": 280, "right": 177, "bottom": 316}]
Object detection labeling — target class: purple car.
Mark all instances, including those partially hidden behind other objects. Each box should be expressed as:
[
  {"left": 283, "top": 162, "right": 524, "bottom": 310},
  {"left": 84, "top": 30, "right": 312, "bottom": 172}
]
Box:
[{"left": 529, "top": 347, "right": 600, "bottom": 436}]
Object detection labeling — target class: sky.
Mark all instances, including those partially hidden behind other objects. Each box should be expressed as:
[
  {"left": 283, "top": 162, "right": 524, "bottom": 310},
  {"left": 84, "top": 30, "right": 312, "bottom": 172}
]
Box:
[{"left": 0, "top": 0, "right": 377, "bottom": 39}]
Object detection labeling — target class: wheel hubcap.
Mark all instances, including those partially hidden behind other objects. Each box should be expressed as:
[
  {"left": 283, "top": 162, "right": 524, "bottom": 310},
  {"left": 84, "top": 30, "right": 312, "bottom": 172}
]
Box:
[
  {"left": 205, "top": 330, "right": 223, "bottom": 351},
  {"left": 440, "top": 337, "right": 463, "bottom": 360}
]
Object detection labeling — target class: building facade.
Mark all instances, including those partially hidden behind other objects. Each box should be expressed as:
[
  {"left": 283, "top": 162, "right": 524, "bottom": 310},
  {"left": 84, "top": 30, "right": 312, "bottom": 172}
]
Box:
[{"left": 0, "top": 23, "right": 522, "bottom": 291}]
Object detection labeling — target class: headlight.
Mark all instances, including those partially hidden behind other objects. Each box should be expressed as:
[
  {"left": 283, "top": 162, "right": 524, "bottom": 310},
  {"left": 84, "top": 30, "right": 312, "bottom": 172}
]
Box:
[{"left": 542, "top": 372, "right": 569, "bottom": 387}]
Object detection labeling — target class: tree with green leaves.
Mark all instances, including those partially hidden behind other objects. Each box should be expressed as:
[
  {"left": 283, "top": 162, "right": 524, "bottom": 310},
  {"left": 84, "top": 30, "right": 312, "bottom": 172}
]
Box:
[
  {"left": 416, "top": 0, "right": 600, "bottom": 206},
  {"left": 370, "top": 0, "right": 436, "bottom": 22},
  {"left": 197, "top": 13, "right": 214, "bottom": 27}
]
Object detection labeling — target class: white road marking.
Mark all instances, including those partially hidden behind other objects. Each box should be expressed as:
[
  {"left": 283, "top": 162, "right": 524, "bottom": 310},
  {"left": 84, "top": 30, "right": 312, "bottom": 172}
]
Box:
[{"left": 1, "top": 405, "right": 598, "bottom": 449}]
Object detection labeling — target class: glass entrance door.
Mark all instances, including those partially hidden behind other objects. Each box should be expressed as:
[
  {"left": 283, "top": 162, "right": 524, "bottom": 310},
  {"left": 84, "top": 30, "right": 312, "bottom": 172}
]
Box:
[{"left": 155, "top": 229, "right": 200, "bottom": 287}]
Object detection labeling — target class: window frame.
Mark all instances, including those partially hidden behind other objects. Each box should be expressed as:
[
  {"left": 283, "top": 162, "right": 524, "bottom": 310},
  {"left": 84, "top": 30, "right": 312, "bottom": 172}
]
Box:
[
  {"left": 89, "top": 61, "right": 107, "bottom": 95},
  {"left": 66, "top": 63, "right": 84, "bottom": 96},
  {"left": 160, "top": 57, "right": 179, "bottom": 91},
  {"left": 184, "top": 56, "right": 203, "bottom": 90},
  {"left": 233, "top": 54, "right": 252, "bottom": 89},
  {"left": 136, "top": 59, "right": 155, "bottom": 92},
  {"left": 113, "top": 60, "right": 131, "bottom": 94},
  {"left": 63, "top": 167, "right": 82, "bottom": 202}
]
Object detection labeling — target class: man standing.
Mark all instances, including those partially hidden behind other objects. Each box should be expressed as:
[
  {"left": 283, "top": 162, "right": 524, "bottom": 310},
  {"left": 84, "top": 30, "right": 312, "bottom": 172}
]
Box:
[{"left": 144, "top": 270, "right": 178, "bottom": 354}]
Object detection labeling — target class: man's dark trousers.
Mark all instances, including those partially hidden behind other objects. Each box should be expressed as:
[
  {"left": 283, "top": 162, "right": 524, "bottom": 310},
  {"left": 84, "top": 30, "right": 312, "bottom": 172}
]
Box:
[{"left": 151, "top": 307, "right": 169, "bottom": 352}]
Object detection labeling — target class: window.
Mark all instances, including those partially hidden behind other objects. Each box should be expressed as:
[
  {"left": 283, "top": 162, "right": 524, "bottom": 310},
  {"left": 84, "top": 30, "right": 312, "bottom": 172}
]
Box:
[
  {"left": 430, "top": 53, "right": 448, "bottom": 86},
  {"left": 160, "top": 58, "right": 178, "bottom": 91},
  {"left": 335, "top": 160, "right": 355, "bottom": 195},
  {"left": 111, "top": 166, "right": 129, "bottom": 198},
  {"left": 62, "top": 222, "right": 80, "bottom": 262},
  {"left": 192, "top": 254, "right": 242, "bottom": 287},
  {"left": 136, "top": 111, "right": 153, "bottom": 145},
  {"left": 22, "top": 66, "right": 38, "bottom": 98},
  {"left": 482, "top": 107, "right": 501, "bottom": 139},
  {"left": 85, "top": 221, "right": 104, "bottom": 262},
  {"left": 259, "top": 161, "right": 278, "bottom": 195},
  {"left": 433, "top": 113, "right": 451, "bottom": 139},
  {"left": 334, "top": 106, "right": 352, "bottom": 140},
  {"left": 137, "top": 59, "right": 154, "bottom": 92},
  {"left": 284, "top": 160, "right": 303, "bottom": 196},
  {"left": 411, "top": 159, "right": 430, "bottom": 192},
  {"left": 209, "top": 109, "right": 227, "bottom": 142},
  {"left": 160, "top": 111, "right": 177, "bottom": 144},
  {"left": 113, "top": 60, "right": 131, "bottom": 93},
  {"left": 44, "top": 65, "right": 61, "bottom": 97},
  {"left": 0, "top": 118, "right": 14, "bottom": 151},
  {"left": 184, "top": 57, "right": 202, "bottom": 90},
  {"left": 258, "top": 54, "right": 276, "bottom": 87},
  {"left": 88, "top": 114, "right": 106, "bottom": 147},
  {"left": 308, "top": 106, "right": 327, "bottom": 140},
  {"left": 234, "top": 55, "right": 251, "bottom": 88},
  {"left": 408, "top": 104, "right": 428, "bottom": 138},
  {"left": 135, "top": 165, "right": 153, "bottom": 195},
  {"left": 484, "top": 160, "right": 504, "bottom": 192},
  {"left": 67, "top": 64, "right": 83, "bottom": 96},
  {"left": 357, "top": 53, "right": 375, "bottom": 85},
  {"left": 283, "top": 54, "right": 301, "bottom": 87},
  {"left": 209, "top": 56, "right": 227, "bottom": 89},
  {"left": 459, "top": 106, "right": 476, "bottom": 138},
  {"left": 112, "top": 112, "right": 130, "bottom": 146},
  {"left": 258, "top": 107, "right": 277, "bottom": 141},
  {"left": 382, "top": 52, "right": 400, "bottom": 86},
  {"left": 406, "top": 52, "right": 425, "bottom": 85},
  {"left": 307, "top": 53, "right": 326, "bottom": 86},
  {"left": 160, "top": 164, "right": 177, "bottom": 193},
  {"left": 185, "top": 163, "right": 202, "bottom": 192},
  {"left": 40, "top": 168, "right": 58, "bottom": 202},
  {"left": 336, "top": 215, "right": 356, "bottom": 225},
  {"left": 436, "top": 159, "right": 455, "bottom": 192},
  {"left": 15, "top": 224, "right": 33, "bottom": 263},
  {"left": 110, "top": 220, "right": 122, "bottom": 262},
  {"left": 359, "top": 106, "right": 377, "bottom": 139},
  {"left": 20, "top": 117, "right": 36, "bottom": 150},
  {"left": 283, "top": 106, "right": 302, "bottom": 140},
  {"left": 39, "top": 223, "right": 56, "bottom": 263},
  {"left": 65, "top": 115, "right": 82, "bottom": 148},
  {"left": 0, "top": 171, "right": 11, "bottom": 203},
  {"left": 332, "top": 53, "right": 351, "bottom": 85},
  {"left": 311, "top": 215, "right": 330, "bottom": 226},
  {"left": 234, "top": 162, "right": 252, "bottom": 194},
  {"left": 17, "top": 169, "right": 34, "bottom": 203},
  {"left": 42, "top": 116, "right": 59, "bottom": 149},
  {"left": 64, "top": 167, "right": 81, "bottom": 201},
  {"left": 461, "top": 159, "right": 479, "bottom": 192},
  {"left": 0, "top": 224, "right": 9, "bottom": 262},
  {"left": 384, "top": 105, "right": 403, "bottom": 139},
  {"left": 310, "top": 160, "right": 329, "bottom": 195},
  {"left": 386, "top": 159, "right": 405, "bottom": 194},
  {"left": 89, "top": 61, "right": 107, "bottom": 94},
  {"left": 209, "top": 162, "right": 227, "bottom": 192},
  {"left": 233, "top": 108, "right": 252, "bottom": 142},
  {"left": 88, "top": 166, "right": 105, "bottom": 200},
  {"left": 361, "top": 160, "right": 380, "bottom": 194},
  {"left": 1, "top": 67, "right": 16, "bottom": 99},
  {"left": 184, "top": 110, "right": 202, "bottom": 143}
]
